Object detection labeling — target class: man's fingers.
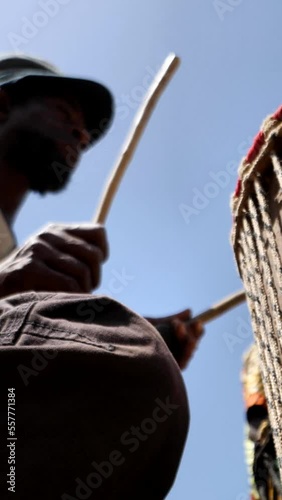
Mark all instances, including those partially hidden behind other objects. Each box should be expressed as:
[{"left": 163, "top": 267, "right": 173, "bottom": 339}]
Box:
[
  {"left": 0, "top": 223, "right": 107, "bottom": 297},
  {"left": 43, "top": 247, "right": 93, "bottom": 292},
  {"left": 172, "top": 319, "right": 187, "bottom": 340},
  {"left": 194, "top": 321, "right": 204, "bottom": 336},
  {"left": 171, "top": 318, "right": 205, "bottom": 370},
  {"left": 26, "top": 239, "right": 94, "bottom": 292},
  {"left": 176, "top": 319, "right": 204, "bottom": 341},
  {"left": 64, "top": 224, "right": 109, "bottom": 261},
  {"left": 39, "top": 232, "right": 103, "bottom": 289},
  {"left": 149, "top": 309, "right": 192, "bottom": 325},
  {"left": 34, "top": 261, "right": 83, "bottom": 293},
  {"left": 175, "top": 309, "right": 191, "bottom": 322}
]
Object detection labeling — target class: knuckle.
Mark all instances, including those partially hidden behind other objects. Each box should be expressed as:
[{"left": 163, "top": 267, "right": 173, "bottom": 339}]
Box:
[
  {"left": 68, "top": 236, "right": 80, "bottom": 246},
  {"left": 24, "top": 256, "right": 37, "bottom": 270},
  {"left": 96, "top": 225, "right": 108, "bottom": 242},
  {"left": 83, "top": 242, "right": 96, "bottom": 256},
  {"left": 69, "top": 237, "right": 85, "bottom": 250},
  {"left": 94, "top": 224, "right": 106, "bottom": 235},
  {"left": 41, "top": 223, "right": 57, "bottom": 233},
  {"left": 41, "top": 223, "right": 65, "bottom": 238},
  {"left": 90, "top": 225, "right": 108, "bottom": 246},
  {"left": 91, "top": 246, "right": 104, "bottom": 262},
  {"left": 39, "top": 231, "right": 54, "bottom": 243},
  {"left": 28, "top": 239, "right": 44, "bottom": 256}
]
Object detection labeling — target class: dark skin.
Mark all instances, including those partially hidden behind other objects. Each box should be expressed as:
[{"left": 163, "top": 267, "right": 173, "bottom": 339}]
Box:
[{"left": 0, "top": 87, "right": 204, "bottom": 370}]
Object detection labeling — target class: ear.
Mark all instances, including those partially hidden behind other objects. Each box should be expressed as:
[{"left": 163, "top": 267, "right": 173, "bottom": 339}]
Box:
[{"left": 0, "top": 88, "right": 11, "bottom": 122}]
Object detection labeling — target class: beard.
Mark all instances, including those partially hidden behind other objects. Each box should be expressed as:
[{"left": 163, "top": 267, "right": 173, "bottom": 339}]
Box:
[{"left": 1, "top": 127, "right": 78, "bottom": 195}]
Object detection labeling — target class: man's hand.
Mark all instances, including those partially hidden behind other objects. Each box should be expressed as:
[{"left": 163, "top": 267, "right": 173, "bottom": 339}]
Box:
[
  {"left": 0, "top": 223, "right": 108, "bottom": 298},
  {"left": 146, "top": 309, "right": 204, "bottom": 370}
]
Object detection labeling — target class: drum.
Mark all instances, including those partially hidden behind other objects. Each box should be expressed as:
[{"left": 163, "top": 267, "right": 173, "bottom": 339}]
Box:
[{"left": 232, "top": 104, "right": 282, "bottom": 478}]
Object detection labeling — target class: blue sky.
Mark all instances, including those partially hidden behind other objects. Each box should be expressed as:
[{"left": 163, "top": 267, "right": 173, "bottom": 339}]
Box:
[{"left": 2, "top": 0, "right": 282, "bottom": 498}]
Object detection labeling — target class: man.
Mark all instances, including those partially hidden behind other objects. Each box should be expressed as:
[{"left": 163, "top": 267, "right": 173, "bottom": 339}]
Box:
[{"left": 0, "top": 55, "right": 203, "bottom": 499}]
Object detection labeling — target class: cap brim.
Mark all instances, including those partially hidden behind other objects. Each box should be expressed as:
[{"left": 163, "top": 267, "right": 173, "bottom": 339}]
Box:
[{"left": 4, "top": 74, "right": 114, "bottom": 147}]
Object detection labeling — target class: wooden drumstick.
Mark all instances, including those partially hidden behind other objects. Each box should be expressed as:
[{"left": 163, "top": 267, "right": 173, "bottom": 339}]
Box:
[
  {"left": 92, "top": 53, "right": 247, "bottom": 327},
  {"left": 187, "top": 289, "right": 246, "bottom": 326},
  {"left": 159, "top": 289, "right": 246, "bottom": 354},
  {"left": 93, "top": 53, "right": 180, "bottom": 224}
]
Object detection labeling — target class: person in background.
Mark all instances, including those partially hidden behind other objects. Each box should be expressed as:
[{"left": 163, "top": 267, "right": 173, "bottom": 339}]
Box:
[{"left": 242, "top": 343, "right": 282, "bottom": 499}]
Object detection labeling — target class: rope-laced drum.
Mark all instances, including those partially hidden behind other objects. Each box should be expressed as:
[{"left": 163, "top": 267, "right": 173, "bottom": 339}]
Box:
[{"left": 232, "top": 105, "right": 282, "bottom": 481}]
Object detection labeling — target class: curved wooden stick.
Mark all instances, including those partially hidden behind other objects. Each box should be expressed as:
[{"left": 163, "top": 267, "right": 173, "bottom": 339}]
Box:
[
  {"left": 92, "top": 54, "right": 247, "bottom": 325},
  {"left": 188, "top": 289, "right": 246, "bottom": 325},
  {"left": 93, "top": 53, "right": 181, "bottom": 224}
]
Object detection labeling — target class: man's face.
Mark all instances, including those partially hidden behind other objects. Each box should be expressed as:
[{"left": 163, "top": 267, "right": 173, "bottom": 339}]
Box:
[{"left": 0, "top": 91, "right": 90, "bottom": 194}]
